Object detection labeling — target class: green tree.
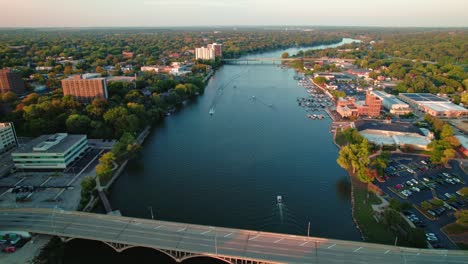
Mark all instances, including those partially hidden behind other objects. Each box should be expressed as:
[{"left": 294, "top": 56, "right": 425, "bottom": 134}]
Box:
[
  {"left": 66, "top": 114, "right": 91, "bottom": 134},
  {"left": 281, "top": 52, "right": 289, "bottom": 59},
  {"left": 313, "top": 76, "right": 327, "bottom": 85},
  {"left": 455, "top": 210, "right": 468, "bottom": 227}
]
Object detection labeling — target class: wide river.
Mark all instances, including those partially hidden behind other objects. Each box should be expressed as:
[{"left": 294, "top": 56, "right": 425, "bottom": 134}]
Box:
[
  {"left": 109, "top": 38, "right": 361, "bottom": 240},
  {"left": 61, "top": 38, "right": 361, "bottom": 263}
]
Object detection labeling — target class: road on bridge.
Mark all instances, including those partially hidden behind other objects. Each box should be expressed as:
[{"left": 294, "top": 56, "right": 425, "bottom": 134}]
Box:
[{"left": 0, "top": 208, "right": 467, "bottom": 264}]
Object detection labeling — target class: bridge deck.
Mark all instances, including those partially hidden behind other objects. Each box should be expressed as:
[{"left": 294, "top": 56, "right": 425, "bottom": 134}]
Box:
[{"left": 0, "top": 208, "right": 466, "bottom": 264}]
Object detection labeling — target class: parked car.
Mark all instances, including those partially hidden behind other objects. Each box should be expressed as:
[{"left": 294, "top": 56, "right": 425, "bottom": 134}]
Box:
[
  {"left": 2, "top": 246, "right": 16, "bottom": 253},
  {"left": 406, "top": 181, "right": 414, "bottom": 186},
  {"left": 422, "top": 177, "right": 430, "bottom": 182},
  {"left": 411, "top": 187, "right": 421, "bottom": 192},
  {"left": 427, "top": 210, "right": 436, "bottom": 217}
]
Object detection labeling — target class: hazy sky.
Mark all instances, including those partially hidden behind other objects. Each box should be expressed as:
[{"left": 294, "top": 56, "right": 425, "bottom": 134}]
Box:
[{"left": 2, "top": 0, "right": 467, "bottom": 27}]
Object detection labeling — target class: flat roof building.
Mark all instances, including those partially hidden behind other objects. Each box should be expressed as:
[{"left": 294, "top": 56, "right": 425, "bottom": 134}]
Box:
[
  {"left": 0, "top": 69, "right": 26, "bottom": 95},
  {"left": 195, "top": 47, "right": 216, "bottom": 61},
  {"left": 355, "top": 120, "right": 431, "bottom": 150},
  {"left": 399, "top": 93, "right": 468, "bottom": 118},
  {"left": 12, "top": 133, "right": 88, "bottom": 170},
  {"left": 371, "top": 90, "right": 412, "bottom": 116},
  {"left": 61, "top": 74, "right": 108, "bottom": 104},
  {"left": 336, "top": 92, "right": 382, "bottom": 118},
  {"left": 0, "top": 122, "right": 18, "bottom": 154}
]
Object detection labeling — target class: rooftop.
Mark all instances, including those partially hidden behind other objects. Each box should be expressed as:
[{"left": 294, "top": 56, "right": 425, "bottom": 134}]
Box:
[
  {"left": 13, "top": 133, "right": 86, "bottom": 154},
  {"left": 455, "top": 135, "right": 468, "bottom": 150},
  {"left": 355, "top": 120, "right": 424, "bottom": 136}
]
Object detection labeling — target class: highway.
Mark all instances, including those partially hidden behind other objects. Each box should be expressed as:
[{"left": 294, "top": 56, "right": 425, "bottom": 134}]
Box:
[{"left": 0, "top": 208, "right": 467, "bottom": 263}]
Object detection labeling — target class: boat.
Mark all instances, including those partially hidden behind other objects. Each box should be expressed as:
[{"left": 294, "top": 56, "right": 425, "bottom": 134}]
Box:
[
  {"left": 209, "top": 107, "right": 215, "bottom": 115},
  {"left": 277, "top": 195, "right": 282, "bottom": 203}
]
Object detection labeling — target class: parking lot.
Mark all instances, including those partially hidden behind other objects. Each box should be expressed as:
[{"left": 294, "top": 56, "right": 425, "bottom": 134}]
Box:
[
  {"left": 0, "top": 148, "right": 103, "bottom": 210},
  {"left": 376, "top": 154, "right": 468, "bottom": 249}
]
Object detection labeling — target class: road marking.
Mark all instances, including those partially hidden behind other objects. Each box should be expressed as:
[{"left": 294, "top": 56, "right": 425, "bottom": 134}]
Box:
[
  {"left": 353, "top": 247, "right": 363, "bottom": 252},
  {"left": 201, "top": 230, "right": 211, "bottom": 235},
  {"left": 274, "top": 238, "right": 284, "bottom": 244},
  {"left": 40, "top": 177, "right": 52, "bottom": 187},
  {"left": 177, "top": 228, "right": 186, "bottom": 232},
  {"left": 153, "top": 225, "right": 162, "bottom": 230},
  {"left": 327, "top": 243, "right": 337, "bottom": 249},
  {"left": 384, "top": 249, "right": 391, "bottom": 254},
  {"left": 300, "top": 241, "right": 309, "bottom": 246},
  {"left": 224, "top": 232, "right": 233, "bottom": 238},
  {"left": 248, "top": 235, "right": 259, "bottom": 241}
]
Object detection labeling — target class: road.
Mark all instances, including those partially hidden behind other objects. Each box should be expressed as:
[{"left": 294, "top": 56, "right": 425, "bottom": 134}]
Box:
[{"left": 0, "top": 208, "right": 467, "bottom": 264}]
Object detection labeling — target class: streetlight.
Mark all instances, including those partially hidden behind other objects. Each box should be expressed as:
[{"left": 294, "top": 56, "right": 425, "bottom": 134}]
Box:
[{"left": 148, "top": 206, "right": 154, "bottom": 220}]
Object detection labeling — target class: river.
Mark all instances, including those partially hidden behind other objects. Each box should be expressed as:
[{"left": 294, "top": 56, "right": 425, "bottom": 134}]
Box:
[{"left": 63, "top": 38, "right": 361, "bottom": 263}]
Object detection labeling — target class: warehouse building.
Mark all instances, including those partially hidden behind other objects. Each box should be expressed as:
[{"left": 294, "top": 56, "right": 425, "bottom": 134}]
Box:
[
  {"left": 399, "top": 93, "right": 468, "bottom": 118},
  {"left": 370, "top": 90, "right": 412, "bottom": 116}
]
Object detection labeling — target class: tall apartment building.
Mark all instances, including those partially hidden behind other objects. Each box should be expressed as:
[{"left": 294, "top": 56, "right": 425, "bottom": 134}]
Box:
[
  {"left": 195, "top": 43, "right": 222, "bottom": 60},
  {"left": 207, "top": 43, "right": 222, "bottom": 57},
  {"left": 0, "top": 122, "right": 18, "bottom": 154},
  {"left": 0, "top": 69, "right": 26, "bottom": 95},
  {"left": 195, "top": 47, "right": 216, "bottom": 60},
  {"left": 61, "top": 74, "right": 108, "bottom": 103}
]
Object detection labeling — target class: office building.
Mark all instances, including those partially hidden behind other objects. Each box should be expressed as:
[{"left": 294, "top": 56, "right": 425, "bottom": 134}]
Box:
[
  {"left": 370, "top": 90, "right": 412, "bottom": 116},
  {"left": 336, "top": 92, "right": 382, "bottom": 118},
  {"left": 0, "top": 122, "right": 18, "bottom": 154},
  {"left": 399, "top": 93, "right": 468, "bottom": 118},
  {"left": 0, "top": 69, "right": 26, "bottom": 94},
  {"left": 61, "top": 74, "right": 108, "bottom": 103},
  {"left": 12, "top": 133, "right": 88, "bottom": 170}
]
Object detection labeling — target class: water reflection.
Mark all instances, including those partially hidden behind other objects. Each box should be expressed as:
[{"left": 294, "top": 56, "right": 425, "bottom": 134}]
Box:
[{"left": 335, "top": 176, "right": 352, "bottom": 202}]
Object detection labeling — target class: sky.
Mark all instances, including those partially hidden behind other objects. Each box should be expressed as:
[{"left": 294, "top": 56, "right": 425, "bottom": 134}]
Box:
[{"left": 2, "top": 0, "right": 468, "bottom": 27}]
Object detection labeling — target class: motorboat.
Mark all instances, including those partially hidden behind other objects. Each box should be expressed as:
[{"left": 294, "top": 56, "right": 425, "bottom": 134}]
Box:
[
  {"left": 209, "top": 107, "right": 215, "bottom": 115},
  {"left": 277, "top": 195, "right": 283, "bottom": 203}
]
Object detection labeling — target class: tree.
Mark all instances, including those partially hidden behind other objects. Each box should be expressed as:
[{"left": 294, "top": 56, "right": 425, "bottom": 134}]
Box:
[
  {"left": 281, "top": 52, "right": 289, "bottom": 59},
  {"left": 458, "top": 187, "right": 468, "bottom": 197},
  {"left": 455, "top": 210, "right": 468, "bottom": 227},
  {"left": 103, "top": 106, "right": 139, "bottom": 138},
  {"left": 421, "top": 201, "right": 432, "bottom": 210},
  {"left": 313, "top": 76, "right": 327, "bottom": 85},
  {"left": 66, "top": 114, "right": 91, "bottom": 134},
  {"left": 440, "top": 124, "right": 454, "bottom": 139},
  {"left": 441, "top": 148, "right": 456, "bottom": 166}
]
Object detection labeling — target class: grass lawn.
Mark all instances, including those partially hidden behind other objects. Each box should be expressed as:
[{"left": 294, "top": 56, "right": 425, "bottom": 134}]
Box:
[{"left": 353, "top": 184, "right": 396, "bottom": 245}]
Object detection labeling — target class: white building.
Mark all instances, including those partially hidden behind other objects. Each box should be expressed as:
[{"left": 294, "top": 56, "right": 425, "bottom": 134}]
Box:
[
  {"left": 0, "top": 123, "right": 18, "bottom": 154},
  {"left": 12, "top": 133, "right": 88, "bottom": 170},
  {"left": 141, "top": 66, "right": 160, "bottom": 72},
  {"left": 370, "top": 90, "right": 412, "bottom": 115},
  {"left": 195, "top": 47, "right": 216, "bottom": 61}
]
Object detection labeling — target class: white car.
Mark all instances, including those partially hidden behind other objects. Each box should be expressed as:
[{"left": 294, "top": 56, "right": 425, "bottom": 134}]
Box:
[
  {"left": 442, "top": 172, "right": 450, "bottom": 177},
  {"left": 411, "top": 187, "right": 421, "bottom": 192}
]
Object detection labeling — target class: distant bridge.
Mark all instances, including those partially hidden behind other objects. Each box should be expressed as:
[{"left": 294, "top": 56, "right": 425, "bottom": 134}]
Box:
[
  {"left": 1, "top": 208, "right": 467, "bottom": 264},
  {"left": 222, "top": 58, "right": 356, "bottom": 64}
]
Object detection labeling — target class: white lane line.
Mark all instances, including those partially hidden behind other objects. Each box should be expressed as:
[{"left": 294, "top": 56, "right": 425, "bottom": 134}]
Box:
[
  {"left": 40, "top": 177, "right": 52, "bottom": 187},
  {"left": 224, "top": 232, "right": 233, "bottom": 238},
  {"left": 384, "top": 249, "right": 391, "bottom": 254},
  {"left": 300, "top": 241, "right": 309, "bottom": 246},
  {"left": 177, "top": 227, "right": 186, "bottom": 232},
  {"left": 0, "top": 178, "right": 25, "bottom": 198},
  {"left": 327, "top": 243, "right": 337, "bottom": 249},
  {"left": 153, "top": 225, "right": 162, "bottom": 230},
  {"left": 248, "top": 235, "right": 259, "bottom": 241},
  {"left": 274, "top": 238, "right": 284, "bottom": 244},
  {"left": 201, "top": 230, "right": 211, "bottom": 235},
  {"left": 353, "top": 247, "right": 363, "bottom": 252}
]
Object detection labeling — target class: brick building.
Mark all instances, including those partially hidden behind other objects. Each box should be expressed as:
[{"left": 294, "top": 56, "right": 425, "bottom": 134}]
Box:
[
  {"left": 61, "top": 74, "right": 108, "bottom": 103},
  {"left": 336, "top": 92, "right": 382, "bottom": 118},
  {"left": 0, "top": 69, "right": 26, "bottom": 94}
]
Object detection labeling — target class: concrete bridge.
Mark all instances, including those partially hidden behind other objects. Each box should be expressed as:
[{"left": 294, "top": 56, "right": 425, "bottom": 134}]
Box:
[{"left": 1, "top": 208, "right": 467, "bottom": 264}]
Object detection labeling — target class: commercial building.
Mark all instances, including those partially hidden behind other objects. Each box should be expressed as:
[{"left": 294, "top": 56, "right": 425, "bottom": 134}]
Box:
[
  {"left": 61, "top": 74, "right": 108, "bottom": 103},
  {"left": 370, "top": 90, "right": 412, "bottom": 116},
  {"left": 454, "top": 135, "right": 468, "bottom": 157},
  {"left": 399, "top": 93, "right": 468, "bottom": 118},
  {"left": 336, "top": 92, "right": 382, "bottom": 118},
  {"left": 0, "top": 123, "right": 18, "bottom": 154},
  {"left": 355, "top": 120, "right": 432, "bottom": 150},
  {"left": 12, "top": 133, "right": 88, "bottom": 170},
  {"left": 0, "top": 69, "right": 26, "bottom": 95}
]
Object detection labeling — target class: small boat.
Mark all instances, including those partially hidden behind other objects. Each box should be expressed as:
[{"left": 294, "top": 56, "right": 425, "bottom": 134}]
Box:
[
  {"left": 209, "top": 107, "right": 215, "bottom": 115},
  {"left": 277, "top": 195, "right": 282, "bottom": 203},
  {"left": 251, "top": 95, "right": 256, "bottom": 99}
]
